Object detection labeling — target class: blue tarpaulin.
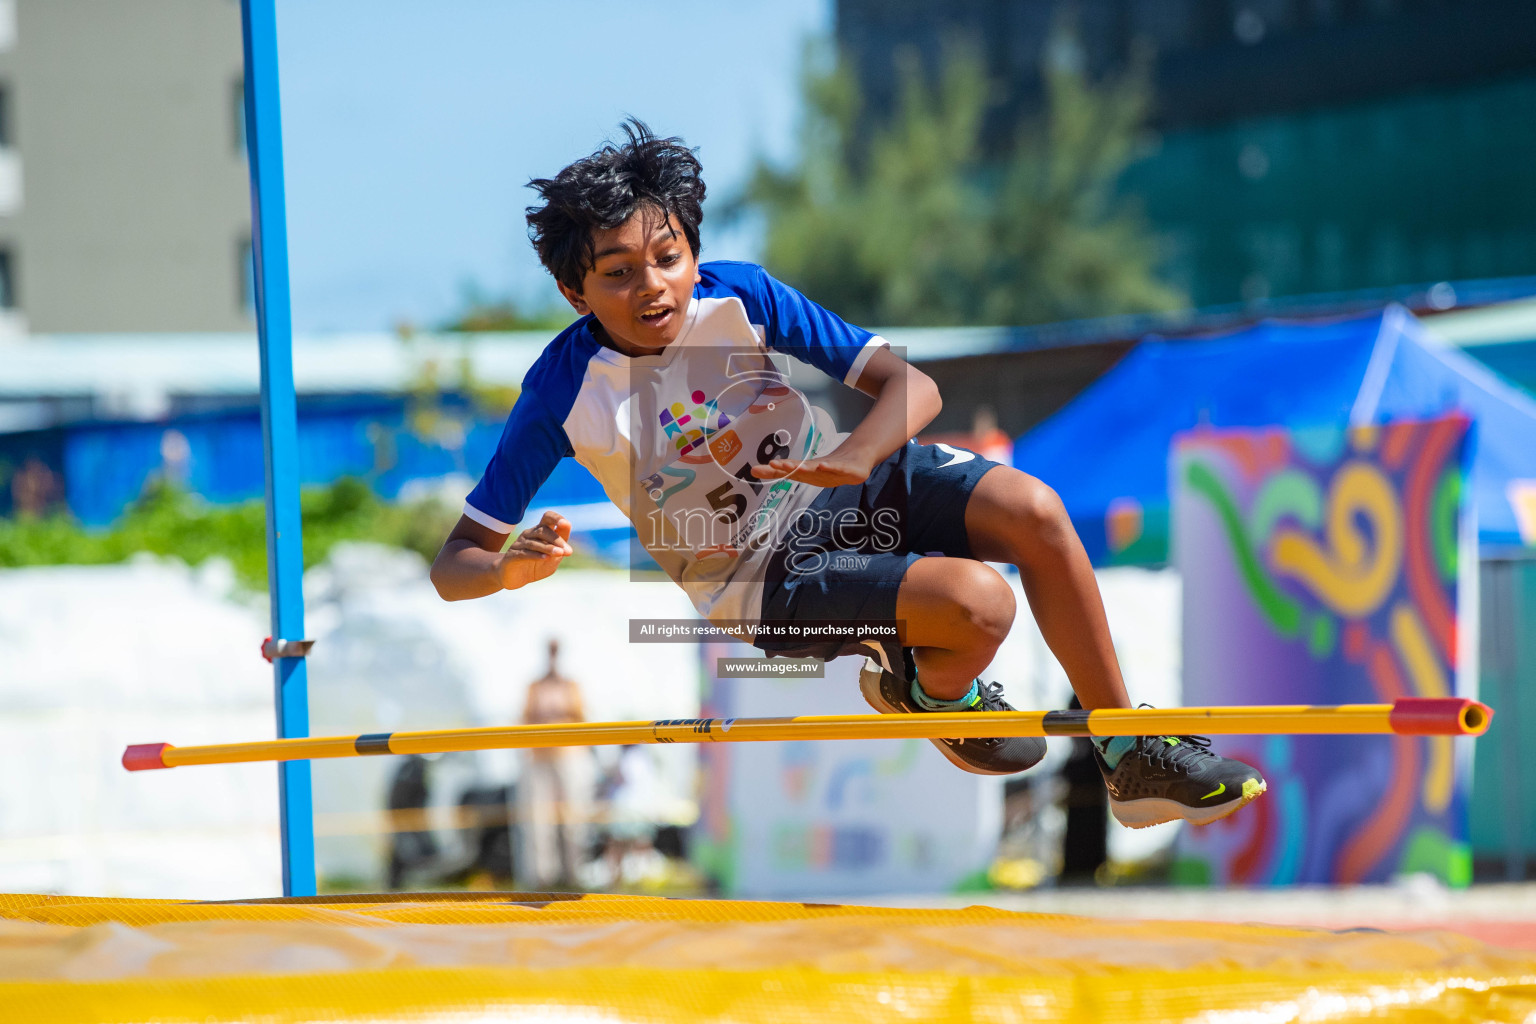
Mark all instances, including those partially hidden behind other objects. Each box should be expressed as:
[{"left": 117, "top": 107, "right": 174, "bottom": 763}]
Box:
[
  {"left": 1013, "top": 306, "right": 1536, "bottom": 563},
  {"left": 5, "top": 396, "right": 612, "bottom": 532}
]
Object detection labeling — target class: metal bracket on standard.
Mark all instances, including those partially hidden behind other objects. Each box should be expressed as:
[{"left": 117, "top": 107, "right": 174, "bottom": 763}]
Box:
[{"left": 261, "top": 637, "right": 315, "bottom": 662}]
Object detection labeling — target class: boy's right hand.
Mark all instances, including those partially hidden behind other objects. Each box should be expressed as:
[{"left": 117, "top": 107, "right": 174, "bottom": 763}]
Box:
[{"left": 497, "top": 511, "right": 573, "bottom": 590}]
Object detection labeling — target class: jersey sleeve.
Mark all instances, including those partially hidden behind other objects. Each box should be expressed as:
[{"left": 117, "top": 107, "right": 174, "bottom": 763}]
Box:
[
  {"left": 752, "top": 266, "right": 888, "bottom": 386},
  {"left": 463, "top": 389, "right": 570, "bottom": 533}
]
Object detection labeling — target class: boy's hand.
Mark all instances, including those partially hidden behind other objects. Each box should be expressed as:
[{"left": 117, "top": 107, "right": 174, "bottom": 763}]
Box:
[
  {"left": 497, "top": 511, "right": 573, "bottom": 589},
  {"left": 751, "top": 447, "right": 872, "bottom": 487}
]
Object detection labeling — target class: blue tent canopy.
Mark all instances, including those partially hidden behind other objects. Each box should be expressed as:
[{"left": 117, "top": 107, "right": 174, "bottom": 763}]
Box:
[{"left": 1013, "top": 306, "right": 1536, "bottom": 564}]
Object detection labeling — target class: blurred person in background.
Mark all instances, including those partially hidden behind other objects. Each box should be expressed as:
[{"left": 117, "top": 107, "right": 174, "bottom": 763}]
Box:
[
  {"left": 9, "top": 457, "right": 63, "bottom": 517},
  {"left": 1058, "top": 696, "right": 1109, "bottom": 885},
  {"left": 595, "top": 744, "right": 666, "bottom": 888},
  {"left": 920, "top": 406, "right": 1014, "bottom": 468},
  {"left": 445, "top": 779, "right": 517, "bottom": 890},
  {"left": 519, "top": 639, "right": 593, "bottom": 889},
  {"left": 966, "top": 407, "right": 1013, "bottom": 467},
  {"left": 385, "top": 754, "right": 438, "bottom": 890}
]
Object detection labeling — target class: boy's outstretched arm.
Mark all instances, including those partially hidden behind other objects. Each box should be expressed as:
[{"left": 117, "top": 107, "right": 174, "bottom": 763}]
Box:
[
  {"left": 430, "top": 510, "right": 572, "bottom": 601},
  {"left": 754, "top": 347, "right": 940, "bottom": 487}
]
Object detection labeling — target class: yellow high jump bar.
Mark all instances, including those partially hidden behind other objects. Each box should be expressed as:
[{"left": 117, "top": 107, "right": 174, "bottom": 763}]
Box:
[{"left": 123, "top": 697, "right": 1490, "bottom": 771}]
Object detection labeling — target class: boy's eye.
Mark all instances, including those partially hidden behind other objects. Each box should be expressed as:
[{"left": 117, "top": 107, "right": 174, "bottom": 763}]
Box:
[
  {"left": 660, "top": 252, "right": 681, "bottom": 266},
  {"left": 604, "top": 267, "right": 628, "bottom": 278}
]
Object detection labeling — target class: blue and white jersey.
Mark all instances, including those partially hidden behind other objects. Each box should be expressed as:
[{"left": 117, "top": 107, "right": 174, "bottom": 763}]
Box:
[{"left": 464, "top": 261, "right": 888, "bottom": 623}]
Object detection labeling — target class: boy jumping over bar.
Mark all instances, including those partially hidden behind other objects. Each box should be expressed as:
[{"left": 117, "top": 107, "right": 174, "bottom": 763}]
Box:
[{"left": 431, "top": 120, "right": 1265, "bottom": 829}]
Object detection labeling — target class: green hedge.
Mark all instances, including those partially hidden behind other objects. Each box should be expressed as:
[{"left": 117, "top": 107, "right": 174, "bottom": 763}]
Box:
[{"left": 0, "top": 478, "right": 459, "bottom": 589}]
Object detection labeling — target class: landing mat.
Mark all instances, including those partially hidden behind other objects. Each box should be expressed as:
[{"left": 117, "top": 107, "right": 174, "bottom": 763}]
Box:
[{"left": 4, "top": 891, "right": 1535, "bottom": 1022}]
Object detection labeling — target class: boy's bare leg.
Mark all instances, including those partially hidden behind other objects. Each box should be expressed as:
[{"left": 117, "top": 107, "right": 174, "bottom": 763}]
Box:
[
  {"left": 887, "top": 465, "right": 1264, "bottom": 818},
  {"left": 963, "top": 466, "right": 1133, "bottom": 711},
  {"left": 884, "top": 555, "right": 1049, "bottom": 777},
  {"left": 893, "top": 557, "right": 1017, "bottom": 700}
]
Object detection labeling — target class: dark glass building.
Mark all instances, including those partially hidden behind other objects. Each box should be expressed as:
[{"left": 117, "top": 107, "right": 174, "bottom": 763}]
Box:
[{"left": 836, "top": 0, "right": 1536, "bottom": 307}]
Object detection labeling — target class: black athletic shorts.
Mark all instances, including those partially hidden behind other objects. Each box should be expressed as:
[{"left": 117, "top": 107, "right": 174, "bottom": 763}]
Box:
[{"left": 754, "top": 440, "right": 1004, "bottom": 662}]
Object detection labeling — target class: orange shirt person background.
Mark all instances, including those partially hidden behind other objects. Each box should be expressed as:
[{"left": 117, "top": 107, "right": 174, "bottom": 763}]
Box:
[{"left": 518, "top": 639, "right": 593, "bottom": 889}]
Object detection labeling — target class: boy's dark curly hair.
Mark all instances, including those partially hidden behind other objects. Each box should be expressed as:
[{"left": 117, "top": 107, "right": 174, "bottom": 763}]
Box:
[{"left": 526, "top": 118, "right": 706, "bottom": 293}]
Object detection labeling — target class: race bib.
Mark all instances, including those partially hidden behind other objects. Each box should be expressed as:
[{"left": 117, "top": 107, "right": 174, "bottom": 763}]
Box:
[{"left": 640, "top": 378, "right": 821, "bottom": 562}]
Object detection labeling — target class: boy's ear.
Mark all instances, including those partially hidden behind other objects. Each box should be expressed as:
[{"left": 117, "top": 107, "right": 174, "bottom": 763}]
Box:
[{"left": 557, "top": 280, "right": 591, "bottom": 315}]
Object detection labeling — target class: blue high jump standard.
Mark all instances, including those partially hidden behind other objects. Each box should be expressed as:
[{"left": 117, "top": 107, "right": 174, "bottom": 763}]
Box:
[{"left": 241, "top": 0, "right": 316, "bottom": 897}]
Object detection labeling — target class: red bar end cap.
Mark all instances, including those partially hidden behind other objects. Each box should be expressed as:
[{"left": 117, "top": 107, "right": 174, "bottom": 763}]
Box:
[
  {"left": 1390, "top": 697, "right": 1494, "bottom": 736},
  {"left": 123, "top": 743, "right": 171, "bottom": 771}
]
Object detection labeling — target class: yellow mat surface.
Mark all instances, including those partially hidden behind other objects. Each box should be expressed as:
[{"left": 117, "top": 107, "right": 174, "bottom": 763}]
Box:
[{"left": 4, "top": 891, "right": 1536, "bottom": 1022}]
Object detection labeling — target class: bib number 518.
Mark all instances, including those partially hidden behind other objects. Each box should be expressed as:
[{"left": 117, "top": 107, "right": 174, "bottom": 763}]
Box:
[
  {"left": 706, "top": 482, "right": 746, "bottom": 522},
  {"left": 706, "top": 430, "right": 794, "bottom": 523}
]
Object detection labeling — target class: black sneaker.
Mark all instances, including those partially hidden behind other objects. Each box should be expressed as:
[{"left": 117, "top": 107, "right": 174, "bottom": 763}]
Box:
[
  {"left": 1095, "top": 733, "right": 1266, "bottom": 828},
  {"left": 857, "top": 658, "right": 1047, "bottom": 776}
]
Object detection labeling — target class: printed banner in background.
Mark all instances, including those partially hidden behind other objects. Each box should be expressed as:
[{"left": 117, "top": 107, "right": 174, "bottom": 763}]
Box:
[
  {"left": 1174, "top": 415, "right": 1475, "bottom": 885},
  {"left": 694, "top": 641, "right": 1001, "bottom": 897}
]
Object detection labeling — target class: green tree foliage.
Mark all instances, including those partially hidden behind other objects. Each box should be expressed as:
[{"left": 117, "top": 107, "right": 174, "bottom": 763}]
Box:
[
  {"left": 394, "top": 325, "right": 520, "bottom": 450},
  {"left": 439, "top": 281, "right": 575, "bottom": 333},
  {"left": 741, "top": 35, "right": 1185, "bottom": 326},
  {"left": 0, "top": 479, "right": 460, "bottom": 589}
]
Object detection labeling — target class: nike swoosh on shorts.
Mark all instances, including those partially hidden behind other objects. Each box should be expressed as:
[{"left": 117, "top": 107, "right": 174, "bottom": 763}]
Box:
[{"left": 935, "top": 443, "right": 976, "bottom": 468}]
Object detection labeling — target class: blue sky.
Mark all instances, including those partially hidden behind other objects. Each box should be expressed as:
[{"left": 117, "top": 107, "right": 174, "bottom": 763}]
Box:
[{"left": 276, "top": 0, "right": 831, "bottom": 332}]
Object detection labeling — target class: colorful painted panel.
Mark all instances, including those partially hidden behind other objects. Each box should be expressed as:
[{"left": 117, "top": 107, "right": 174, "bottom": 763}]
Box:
[
  {"left": 694, "top": 641, "right": 1001, "bottom": 897},
  {"left": 1174, "top": 415, "right": 1474, "bottom": 885}
]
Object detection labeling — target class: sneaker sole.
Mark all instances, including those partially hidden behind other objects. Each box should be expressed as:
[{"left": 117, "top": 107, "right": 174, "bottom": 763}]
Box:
[
  {"left": 1109, "top": 778, "right": 1268, "bottom": 829},
  {"left": 857, "top": 665, "right": 1028, "bottom": 777}
]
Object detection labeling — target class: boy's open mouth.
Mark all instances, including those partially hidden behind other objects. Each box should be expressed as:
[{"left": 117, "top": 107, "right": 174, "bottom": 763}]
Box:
[{"left": 638, "top": 306, "right": 673, "bottom": 328}]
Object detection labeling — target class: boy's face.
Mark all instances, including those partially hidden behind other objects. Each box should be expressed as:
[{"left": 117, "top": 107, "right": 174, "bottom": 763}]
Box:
[{"left": 558, "top": 207, "right": 700, "bottom": 356}]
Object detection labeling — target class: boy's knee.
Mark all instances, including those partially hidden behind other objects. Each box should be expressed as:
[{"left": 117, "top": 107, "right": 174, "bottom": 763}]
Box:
[
  {"left": 1011, "top": 476, "right": 1073, "bottom": 553},
  {"left": 950, "top": 561, "right": 1015, "bottom": 646}
]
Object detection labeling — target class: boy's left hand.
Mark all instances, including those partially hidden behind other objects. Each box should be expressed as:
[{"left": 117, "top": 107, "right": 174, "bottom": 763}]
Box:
[{"left": 752, "top": 448, "right": 871, "bottom": 487}]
